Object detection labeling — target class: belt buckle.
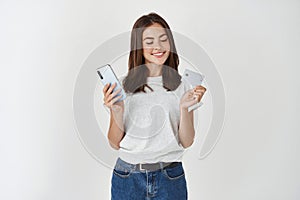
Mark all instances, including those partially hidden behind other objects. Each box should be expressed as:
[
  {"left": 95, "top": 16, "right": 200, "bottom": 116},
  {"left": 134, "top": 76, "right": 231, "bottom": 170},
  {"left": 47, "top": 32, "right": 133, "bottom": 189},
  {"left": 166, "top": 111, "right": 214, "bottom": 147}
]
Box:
[{"left": 138, "top": 163, "right": 146, "bottom": 172}]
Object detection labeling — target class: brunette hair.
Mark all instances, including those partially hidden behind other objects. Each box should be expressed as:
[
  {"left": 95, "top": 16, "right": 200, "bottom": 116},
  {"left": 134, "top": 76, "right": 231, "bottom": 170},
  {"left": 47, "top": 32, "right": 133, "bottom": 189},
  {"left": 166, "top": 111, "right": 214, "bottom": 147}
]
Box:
[{"left": 123, "top": 12, "right": 181, "bottom": 93}]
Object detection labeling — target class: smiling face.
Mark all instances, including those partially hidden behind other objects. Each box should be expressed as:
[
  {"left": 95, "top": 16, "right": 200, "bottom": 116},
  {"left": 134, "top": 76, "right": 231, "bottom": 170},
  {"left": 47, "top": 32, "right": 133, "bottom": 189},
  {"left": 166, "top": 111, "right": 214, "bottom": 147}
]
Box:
[
  {"left": 125, "top": 13, "right": 181, "bottom": 92},
  {"left": 142, "top": 23, "right": 171, "bottom": 67}
]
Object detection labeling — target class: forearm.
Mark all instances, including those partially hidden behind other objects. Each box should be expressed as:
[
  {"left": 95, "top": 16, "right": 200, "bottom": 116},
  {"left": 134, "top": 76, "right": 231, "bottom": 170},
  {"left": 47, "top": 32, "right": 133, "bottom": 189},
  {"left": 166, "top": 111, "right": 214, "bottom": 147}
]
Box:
[
  {"left": 178, "top": 107, "right": 195, "bottom": 148},
  {"left": 107, "top": 107, "right": 125, "bottom": 150}
]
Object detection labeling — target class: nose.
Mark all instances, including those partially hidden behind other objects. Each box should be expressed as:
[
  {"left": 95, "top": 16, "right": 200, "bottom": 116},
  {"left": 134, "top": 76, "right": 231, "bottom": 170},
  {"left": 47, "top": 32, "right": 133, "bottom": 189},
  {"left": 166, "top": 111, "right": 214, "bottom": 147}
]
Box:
[{"left": 153, "top": 40, "right": 163, "bottom": 50}]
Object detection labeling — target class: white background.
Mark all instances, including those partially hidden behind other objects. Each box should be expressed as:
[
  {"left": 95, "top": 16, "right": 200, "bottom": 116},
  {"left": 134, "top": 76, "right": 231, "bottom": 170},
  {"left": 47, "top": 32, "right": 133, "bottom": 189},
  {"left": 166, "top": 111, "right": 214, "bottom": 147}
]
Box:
[{"left": 1, "top": 0, "right": 299, "bottom": 199}]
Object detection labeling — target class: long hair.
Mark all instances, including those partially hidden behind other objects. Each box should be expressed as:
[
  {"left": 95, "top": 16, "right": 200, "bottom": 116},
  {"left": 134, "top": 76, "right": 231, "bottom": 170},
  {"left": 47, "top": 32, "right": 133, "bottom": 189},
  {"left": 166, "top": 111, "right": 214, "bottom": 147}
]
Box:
[{"left": 123, "top": 12, "right": 181, "bottom": 93}]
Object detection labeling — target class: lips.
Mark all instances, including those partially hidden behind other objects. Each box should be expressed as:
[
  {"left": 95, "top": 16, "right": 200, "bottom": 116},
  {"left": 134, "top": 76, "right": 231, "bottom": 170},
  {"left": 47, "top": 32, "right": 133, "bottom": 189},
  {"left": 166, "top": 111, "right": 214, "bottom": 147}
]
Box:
[{"left": 152, "top": 51, "right": 165, "bottom": 58}]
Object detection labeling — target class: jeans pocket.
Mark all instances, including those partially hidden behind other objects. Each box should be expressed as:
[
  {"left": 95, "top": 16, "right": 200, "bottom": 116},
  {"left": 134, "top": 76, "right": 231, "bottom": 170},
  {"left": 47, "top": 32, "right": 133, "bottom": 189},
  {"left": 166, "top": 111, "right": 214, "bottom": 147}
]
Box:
[
  {"left": 163, "top": 164, "right": 185, "bottom": 180},
  {"left": 113, "top": 168, "right": 132, "bottom": 178}
]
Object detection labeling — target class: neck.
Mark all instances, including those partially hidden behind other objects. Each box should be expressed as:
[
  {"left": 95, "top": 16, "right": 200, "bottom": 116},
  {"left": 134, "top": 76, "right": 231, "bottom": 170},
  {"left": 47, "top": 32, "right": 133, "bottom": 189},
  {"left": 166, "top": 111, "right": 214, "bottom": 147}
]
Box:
[{"left": 145, "top": 63, "right": 163, "bottom": 77}]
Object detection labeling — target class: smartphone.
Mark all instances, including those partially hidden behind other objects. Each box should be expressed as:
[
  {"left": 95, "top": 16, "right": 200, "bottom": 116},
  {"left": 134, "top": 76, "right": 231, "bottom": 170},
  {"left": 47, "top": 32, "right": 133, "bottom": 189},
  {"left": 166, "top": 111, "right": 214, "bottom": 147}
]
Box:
[
  {"left": 96, "top": 64, "right": 126, "bottom": 103},
  {"left": 181, "top": 69, "right": 205, "bottom": 112}
]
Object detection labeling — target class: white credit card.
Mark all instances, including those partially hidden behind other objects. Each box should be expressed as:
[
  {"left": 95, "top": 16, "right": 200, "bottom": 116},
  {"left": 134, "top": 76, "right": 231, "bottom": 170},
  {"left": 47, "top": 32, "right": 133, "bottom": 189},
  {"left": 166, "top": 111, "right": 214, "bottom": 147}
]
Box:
[
  {"left": 181, "top": 69, "right": 205, "bottom": 112},
  {"left": 182, "top": 69, "right": 205, "bottom": 87}
]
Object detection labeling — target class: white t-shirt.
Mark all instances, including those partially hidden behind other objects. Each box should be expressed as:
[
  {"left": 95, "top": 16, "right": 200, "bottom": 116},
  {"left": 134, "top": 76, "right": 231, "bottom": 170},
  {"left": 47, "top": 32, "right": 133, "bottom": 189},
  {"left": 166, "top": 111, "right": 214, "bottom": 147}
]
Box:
[{"left": 117, "top": 75, "right": 191, "bottom": 164}]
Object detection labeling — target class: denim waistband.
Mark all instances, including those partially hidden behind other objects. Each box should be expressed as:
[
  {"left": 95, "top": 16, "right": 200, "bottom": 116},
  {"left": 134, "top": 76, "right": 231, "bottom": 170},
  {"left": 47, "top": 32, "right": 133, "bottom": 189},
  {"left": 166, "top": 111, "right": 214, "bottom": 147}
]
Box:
[{"left": 114, "top": 157, "right": 136, "bottom": 172}]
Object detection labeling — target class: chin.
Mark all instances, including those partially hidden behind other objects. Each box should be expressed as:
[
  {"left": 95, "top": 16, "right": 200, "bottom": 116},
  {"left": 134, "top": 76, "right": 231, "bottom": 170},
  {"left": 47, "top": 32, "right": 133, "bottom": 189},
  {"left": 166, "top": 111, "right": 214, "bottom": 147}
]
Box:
[
  {"left": 152, "top": 58, "right": 168, "bottom": 66},
  {"left": 154, "top": 61, "right": 166, "bottom": 65}
]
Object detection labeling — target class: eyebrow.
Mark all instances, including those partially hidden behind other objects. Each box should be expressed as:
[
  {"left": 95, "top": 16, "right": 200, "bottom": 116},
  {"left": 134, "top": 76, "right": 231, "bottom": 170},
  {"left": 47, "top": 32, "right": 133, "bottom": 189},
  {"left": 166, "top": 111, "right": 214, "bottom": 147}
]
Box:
[{"left": 143, "top": 33, "right": 167, "bottom": 41}]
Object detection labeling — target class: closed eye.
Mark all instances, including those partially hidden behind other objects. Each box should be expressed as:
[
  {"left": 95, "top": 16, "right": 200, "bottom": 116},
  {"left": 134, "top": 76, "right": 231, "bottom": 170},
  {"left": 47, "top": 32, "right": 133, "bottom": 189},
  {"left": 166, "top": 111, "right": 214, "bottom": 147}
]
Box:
[{"left": 145, "top": 39, "right": 167, "bottom": 45}]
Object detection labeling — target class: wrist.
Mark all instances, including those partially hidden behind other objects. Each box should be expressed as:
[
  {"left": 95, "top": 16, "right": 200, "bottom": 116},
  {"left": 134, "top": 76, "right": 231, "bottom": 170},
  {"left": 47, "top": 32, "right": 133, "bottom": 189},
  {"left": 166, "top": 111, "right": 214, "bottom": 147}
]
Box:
[
  {"left": 110, "top": 105, "right": 123, "bottom": 113},
  {"left": 180, "top": 105, "right": 189, "bottom": 113}
]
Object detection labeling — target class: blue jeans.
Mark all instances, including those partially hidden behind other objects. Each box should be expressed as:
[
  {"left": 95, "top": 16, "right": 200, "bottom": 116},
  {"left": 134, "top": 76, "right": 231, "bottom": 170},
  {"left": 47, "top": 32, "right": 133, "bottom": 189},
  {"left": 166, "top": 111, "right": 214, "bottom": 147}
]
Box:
[{"left": 111, "top": 158, "right": 188, "bottom": 200}]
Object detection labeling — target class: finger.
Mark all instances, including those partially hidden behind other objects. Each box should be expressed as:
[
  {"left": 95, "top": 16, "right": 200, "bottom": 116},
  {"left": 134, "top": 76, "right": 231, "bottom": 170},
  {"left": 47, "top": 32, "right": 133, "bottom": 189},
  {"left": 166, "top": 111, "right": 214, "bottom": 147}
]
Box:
[
  {"left": 194, "top": 86, "right": 206, "bottom": 92},
  {"left": 187, "top": 91, "right": 198, "bottom": 101},
  {"left": 111, "top": 94, "right": 123, "bottom": 105},
  {"left": 193, "top": 85, "right": 202, "bottom": 90},
  {"left": 194, "top": 88, "right": 206, "bottom": 94},
  {"left": 107, "top": 82, "right": 117, "bottom": 94},
  {"left": 187, "top": 95, "right": 199, "bottom": 105},
  {"left": 194, "top": 94, "right": 202, "bottom": 102},
  {"left": 192, "top": 96, "right": 200, "bottom": 103},
  {"left": 187, "top": 91, "right": 194, "bottom": 97},
  {"left": 104, "top": 86, "right": 119, "bottom": 105},
  {"left": 103, "top": 83, "right": 110, "bottom": 93},
  {"left": 109, "top": 95, "right": 123, "bottom": 108},
  {"left": 105, "top": 82, "right": 117, "bottom": 99},
  {"left": 194, "top": 91, "right": 205, "bottom": 96},
  {"left": 194, "top": 88, "right": 206, "bottom": 93},
  {"left": 107, "top": 88, "right": 122, "bottom": 103}
]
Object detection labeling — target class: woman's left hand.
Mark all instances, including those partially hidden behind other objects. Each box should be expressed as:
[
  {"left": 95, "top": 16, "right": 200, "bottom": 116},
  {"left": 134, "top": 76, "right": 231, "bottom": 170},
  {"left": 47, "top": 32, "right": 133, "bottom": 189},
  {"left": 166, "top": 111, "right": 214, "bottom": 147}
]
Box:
[{"left": 180, "top": 85, "right": 206, "bottom": 110}]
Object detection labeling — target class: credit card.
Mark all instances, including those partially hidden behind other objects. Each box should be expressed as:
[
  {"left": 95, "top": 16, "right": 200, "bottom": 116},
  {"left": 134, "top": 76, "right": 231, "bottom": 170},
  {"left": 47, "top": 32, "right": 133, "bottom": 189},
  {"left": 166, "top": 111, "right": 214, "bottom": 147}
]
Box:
[{"left": 181, "top": 69, "right": 205, "bottom": 112}]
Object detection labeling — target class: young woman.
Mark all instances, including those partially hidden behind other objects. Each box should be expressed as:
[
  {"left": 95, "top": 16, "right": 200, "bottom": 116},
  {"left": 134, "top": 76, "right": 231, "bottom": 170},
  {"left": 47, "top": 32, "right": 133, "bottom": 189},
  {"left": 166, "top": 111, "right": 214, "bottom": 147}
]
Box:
[{"left": 103, "top": 12, "right": 206, "bottom": 200}]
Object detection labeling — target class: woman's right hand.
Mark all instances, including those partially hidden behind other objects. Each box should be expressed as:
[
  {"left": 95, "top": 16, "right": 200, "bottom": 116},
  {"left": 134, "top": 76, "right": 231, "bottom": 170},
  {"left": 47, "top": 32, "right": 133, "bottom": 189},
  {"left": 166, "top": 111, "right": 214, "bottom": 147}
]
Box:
[{"left": 103, "top": 82, "right": 124, "bottom": 111}]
